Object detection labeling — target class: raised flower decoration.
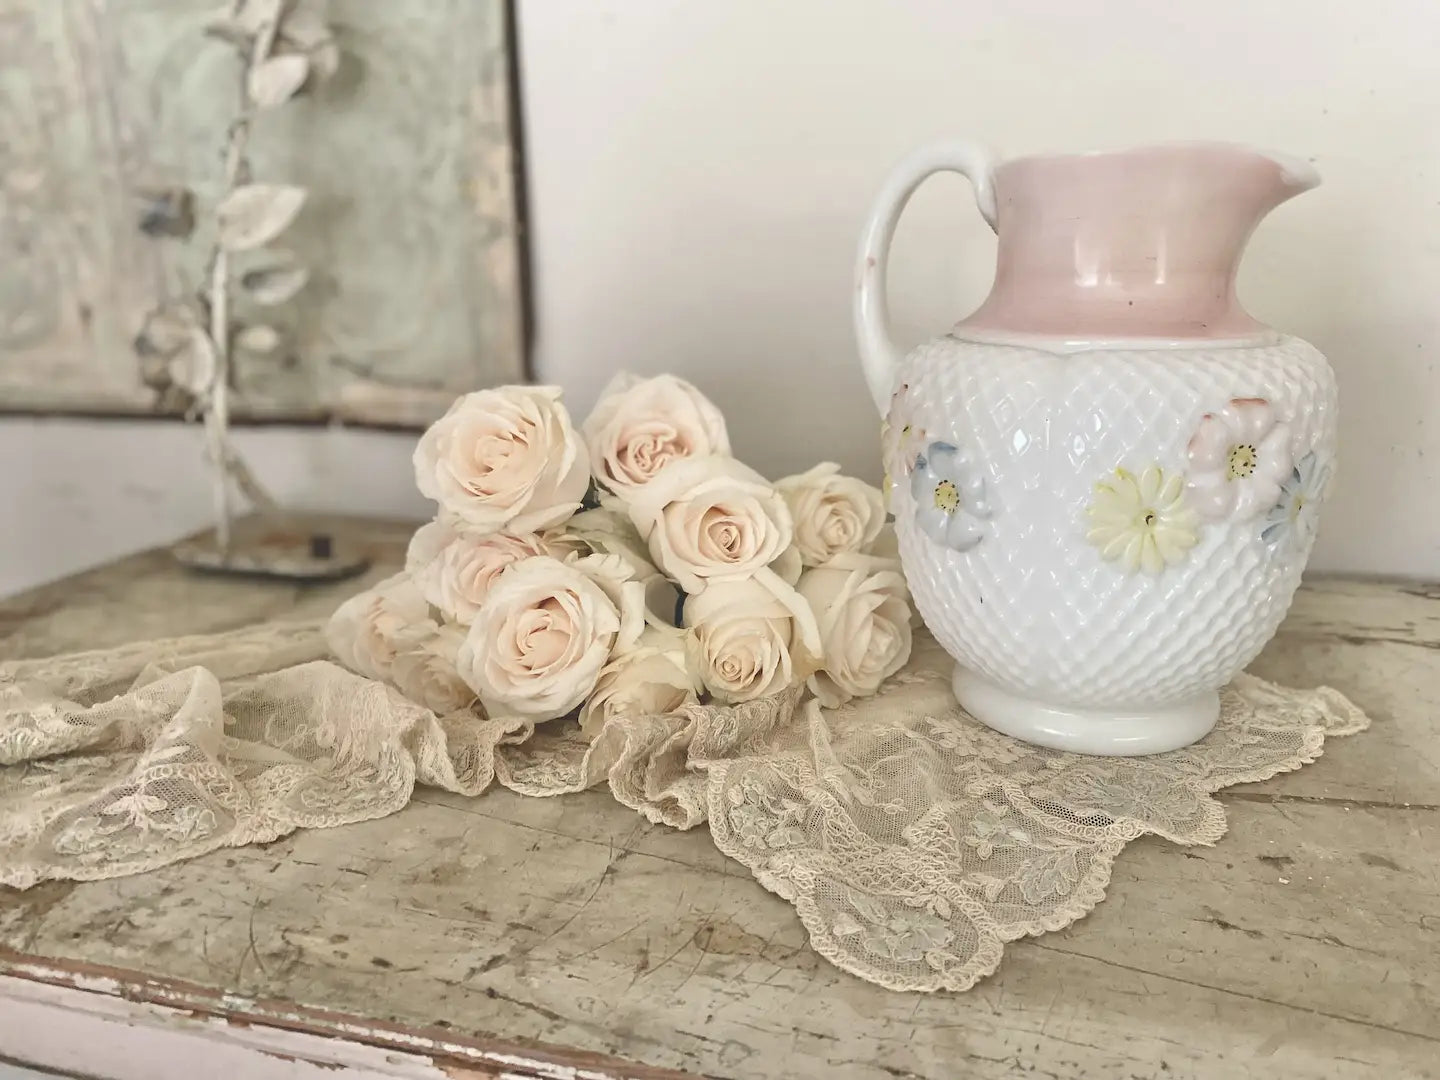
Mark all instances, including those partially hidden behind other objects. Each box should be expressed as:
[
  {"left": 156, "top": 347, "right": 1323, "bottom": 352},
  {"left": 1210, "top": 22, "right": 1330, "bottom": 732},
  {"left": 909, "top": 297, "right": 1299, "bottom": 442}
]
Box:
[
  {"left": 1086, "top": 465, "right": 1199, "bottom": 575},
  {"left": 1186, "top": 398, "right": 1293, "bottom": 522},
  {"left": 880, "top": 397, "right": 927, "bottom": 507},
  {"left": 910, "top": 442, "right": 992, "bottom": 552},
  {"left": 896, "top": 423, "right": 928, "bottom": 475},
  {"left": 1261, "top": 450, "right": 1330, "bottom": 546}
]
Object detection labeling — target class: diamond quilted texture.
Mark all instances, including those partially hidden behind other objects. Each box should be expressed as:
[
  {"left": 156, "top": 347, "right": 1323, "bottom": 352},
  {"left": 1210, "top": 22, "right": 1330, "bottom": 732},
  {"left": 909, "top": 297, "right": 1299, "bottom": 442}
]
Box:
[{"left": 891, "top": 334, "right": 1338, "bottom": 708}]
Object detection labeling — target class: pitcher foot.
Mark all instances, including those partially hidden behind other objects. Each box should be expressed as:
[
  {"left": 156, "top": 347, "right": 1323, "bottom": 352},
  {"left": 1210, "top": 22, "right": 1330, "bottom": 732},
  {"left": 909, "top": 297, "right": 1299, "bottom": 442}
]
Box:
[{"left": 952, "top": 667, "right": 1219, "bottom": 756}]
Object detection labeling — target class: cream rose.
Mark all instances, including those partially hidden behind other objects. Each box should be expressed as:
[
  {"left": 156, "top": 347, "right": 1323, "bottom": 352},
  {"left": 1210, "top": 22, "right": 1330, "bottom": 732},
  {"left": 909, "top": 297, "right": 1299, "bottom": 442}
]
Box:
[
  {"left": 796, "top": 553, "right": 913, "bottom": 708},
  {"left": 626, "top": 456, "right": 794, "bottom": 594},
  {"left": 413, "top": 385, "right": 590, "bottom": 534},
  {"left": 456, "top": 556, "right": 622, "bottom": 719},
  {"left": 390, "top": 625, "right": 478, "bottom": 716},
  {"left": 578, "top": 626, "right": 701, "bottom": 737},
  {"left": 565, "top": 503, "right": 661, "bottom": 582},
  {"left": 566, "top": 503, "right": 685, "bottom": 626},
  {"left": 564, "top": 552, "right": 650, "bottom": 654},
  {"left": 405, "top": 520, "right": 577, "bottom": 624},
  {"left": 683, "top": 569, "right": 822, "bottom": 703},
  {"left": 582, "top": 372, "right": 730, "bottom": 496},
  {"left": 325, "top": 572, "right": 430, "bottom": 681},
  {"left": 776, "top": 463, "right": 885, "bottom": 567}
]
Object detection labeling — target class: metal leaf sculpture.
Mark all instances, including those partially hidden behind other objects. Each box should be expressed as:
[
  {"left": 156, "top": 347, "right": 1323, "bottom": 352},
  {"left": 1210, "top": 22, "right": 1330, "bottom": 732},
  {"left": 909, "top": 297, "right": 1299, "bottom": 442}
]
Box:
[
  {"left": 217, "top": 184, "right": 307, "bottom": 252},
  {"left": 247, "top": 53, "right": 311, "bottom": 108},
  {"left": 240, "top": 253, "right": 310, "bottom": 305},
  {"left": 140, "top": 0, "right": 339, "bottom": 559}
]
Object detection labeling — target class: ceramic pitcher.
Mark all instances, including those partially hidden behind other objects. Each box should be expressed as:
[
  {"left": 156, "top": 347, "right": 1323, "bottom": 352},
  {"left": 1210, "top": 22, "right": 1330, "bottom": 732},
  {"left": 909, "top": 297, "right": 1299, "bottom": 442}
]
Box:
[{"left": 855, "top": 142, "right": 1336, "bottom": 755}]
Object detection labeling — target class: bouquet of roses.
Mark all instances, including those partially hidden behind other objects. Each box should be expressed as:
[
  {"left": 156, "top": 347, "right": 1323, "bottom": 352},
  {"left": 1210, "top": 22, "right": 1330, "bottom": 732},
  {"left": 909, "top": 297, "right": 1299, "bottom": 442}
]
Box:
[{"left": 326, "top": 374, "right": 913, "bottom": 736}]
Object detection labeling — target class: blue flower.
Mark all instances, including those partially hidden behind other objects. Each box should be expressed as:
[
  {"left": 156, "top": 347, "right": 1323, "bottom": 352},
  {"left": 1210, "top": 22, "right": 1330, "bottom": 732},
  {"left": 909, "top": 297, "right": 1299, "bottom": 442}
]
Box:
[
  {"left": 909, "top": 442, "right": 992, "bottom": 551},
  {"left": 1261, "top": 451, "right": 1330, "bottom": 546}
]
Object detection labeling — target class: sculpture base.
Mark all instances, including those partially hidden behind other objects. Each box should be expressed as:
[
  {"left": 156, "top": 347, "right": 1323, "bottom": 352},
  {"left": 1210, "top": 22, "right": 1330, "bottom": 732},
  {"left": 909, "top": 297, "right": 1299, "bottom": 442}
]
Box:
[
  {"left": 173, "top": 521, "right": 370, "bottom": 584},
  {"left": 952, "top": 667, "right": 1219, "bottom": 756}
]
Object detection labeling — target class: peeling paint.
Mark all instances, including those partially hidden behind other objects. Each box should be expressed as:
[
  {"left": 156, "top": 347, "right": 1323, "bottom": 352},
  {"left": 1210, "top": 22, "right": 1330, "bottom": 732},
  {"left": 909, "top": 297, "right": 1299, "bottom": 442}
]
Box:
[{"left": 0, "top": 953, "right": 688, "bottom": 1080}]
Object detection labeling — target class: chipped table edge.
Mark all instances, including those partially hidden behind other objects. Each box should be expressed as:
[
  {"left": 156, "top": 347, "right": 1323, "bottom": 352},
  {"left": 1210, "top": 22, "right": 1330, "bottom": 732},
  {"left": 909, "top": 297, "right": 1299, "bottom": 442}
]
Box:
[{"left": 0, "top": 947, "right": 695, "bottom": 1080}]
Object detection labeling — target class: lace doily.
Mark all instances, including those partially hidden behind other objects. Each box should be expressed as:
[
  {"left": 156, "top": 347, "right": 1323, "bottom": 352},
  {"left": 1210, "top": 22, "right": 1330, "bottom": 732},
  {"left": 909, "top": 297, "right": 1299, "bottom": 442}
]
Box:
[{"left": 0, "top": 623, "right": 1367, "bottom": 992}]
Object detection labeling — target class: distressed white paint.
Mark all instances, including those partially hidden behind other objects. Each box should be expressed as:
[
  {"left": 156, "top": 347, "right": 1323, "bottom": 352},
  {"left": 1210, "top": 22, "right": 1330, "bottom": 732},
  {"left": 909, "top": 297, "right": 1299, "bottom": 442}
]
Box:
[
  {"left": 0, "top": 974, "right": 460, "bottom": 1080},
  {"left": 0, "top": 963, "right": 658, "bottom": 1080},
  {"left": 3, "top": 0, "right": 1439, "bottom": 596}
]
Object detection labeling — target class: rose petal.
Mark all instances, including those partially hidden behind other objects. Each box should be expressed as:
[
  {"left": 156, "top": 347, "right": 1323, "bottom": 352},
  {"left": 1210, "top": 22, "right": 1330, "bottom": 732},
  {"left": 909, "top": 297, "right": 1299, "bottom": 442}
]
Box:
[
  {"left": 582, "top": 373, "right": 731, "bottom": 495},
  {"left": 457, "top": 556, "right": 619, "bottom": 719},
  {"left": 414, "top": 386, "right": 589, "bottom": 534},
  {"left": 627, "top": 456, "right": 791, "bottom": 593}
]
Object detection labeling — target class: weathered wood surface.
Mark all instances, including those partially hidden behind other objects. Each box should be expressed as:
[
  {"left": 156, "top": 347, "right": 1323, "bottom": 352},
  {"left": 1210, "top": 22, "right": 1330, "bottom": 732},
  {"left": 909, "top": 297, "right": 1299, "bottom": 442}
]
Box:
[{"left": 0, "top": 527, "right": 1437, "bottom": 1080}]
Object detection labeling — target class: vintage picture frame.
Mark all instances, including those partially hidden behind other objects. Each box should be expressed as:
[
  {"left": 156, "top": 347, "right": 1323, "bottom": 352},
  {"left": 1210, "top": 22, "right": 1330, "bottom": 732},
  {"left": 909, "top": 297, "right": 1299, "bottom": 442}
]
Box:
[{"left": 0, "top": 0, "right": 526, "bottom": 429}]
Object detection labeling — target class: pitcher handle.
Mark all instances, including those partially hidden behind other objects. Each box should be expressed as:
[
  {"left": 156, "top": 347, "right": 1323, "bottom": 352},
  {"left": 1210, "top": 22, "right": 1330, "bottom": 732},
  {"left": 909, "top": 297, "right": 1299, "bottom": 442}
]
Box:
[{"left": 853, "top": 141, "right": 999, "bottom": 414}]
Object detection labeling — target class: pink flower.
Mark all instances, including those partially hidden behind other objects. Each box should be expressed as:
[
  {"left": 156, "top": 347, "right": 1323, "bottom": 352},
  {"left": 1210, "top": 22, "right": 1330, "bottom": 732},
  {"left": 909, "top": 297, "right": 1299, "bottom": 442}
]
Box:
[{"left": 1186, "top": 398, "right": 1293, "bottom": 522}]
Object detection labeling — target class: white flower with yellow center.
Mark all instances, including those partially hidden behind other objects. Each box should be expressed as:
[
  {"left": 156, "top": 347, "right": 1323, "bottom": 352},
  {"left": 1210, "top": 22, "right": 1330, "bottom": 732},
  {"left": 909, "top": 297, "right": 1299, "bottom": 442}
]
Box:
[
  {"left": 909, "top": 442, "right": 991, "bottom": 551},
  {"left": 1086, "top": 465, "right": 1199, "bottom": 575},
  {"left": 880, "top": 404, "right": 927, "bottom": 508},
  {"left": 1185, "top": 397, "right": 1293, "bottom": 522}
]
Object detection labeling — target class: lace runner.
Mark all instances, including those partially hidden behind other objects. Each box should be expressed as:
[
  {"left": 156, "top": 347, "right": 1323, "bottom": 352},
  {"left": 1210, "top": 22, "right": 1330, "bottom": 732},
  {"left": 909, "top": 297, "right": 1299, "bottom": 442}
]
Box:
[{"left": 0, "top": 622, "right": 1367, "bottom": 992}]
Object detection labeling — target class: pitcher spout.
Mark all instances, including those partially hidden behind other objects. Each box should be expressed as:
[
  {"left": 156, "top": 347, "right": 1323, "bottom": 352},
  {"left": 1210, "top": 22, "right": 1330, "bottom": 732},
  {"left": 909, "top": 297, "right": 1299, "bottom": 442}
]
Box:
[{"left": 956, "top": 142, "right": 1322, "bottom": 343}]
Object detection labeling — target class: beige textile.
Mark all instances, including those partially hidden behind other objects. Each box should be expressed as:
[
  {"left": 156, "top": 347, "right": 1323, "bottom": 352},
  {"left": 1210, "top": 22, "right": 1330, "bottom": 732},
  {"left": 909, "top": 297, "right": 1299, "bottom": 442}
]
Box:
[{"left": 0, "top": 622, "right": 1367, "bottom": 992}]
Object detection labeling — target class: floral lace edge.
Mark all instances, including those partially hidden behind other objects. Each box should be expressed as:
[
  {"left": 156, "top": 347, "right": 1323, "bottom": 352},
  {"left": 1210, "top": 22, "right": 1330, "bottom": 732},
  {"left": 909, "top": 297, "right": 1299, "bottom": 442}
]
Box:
[
  {"left": 702, "top": 703, "right": 1364, "bottom": 994},
  {"left": 0, "top": 781, "right": 413, "bottom": 892}
]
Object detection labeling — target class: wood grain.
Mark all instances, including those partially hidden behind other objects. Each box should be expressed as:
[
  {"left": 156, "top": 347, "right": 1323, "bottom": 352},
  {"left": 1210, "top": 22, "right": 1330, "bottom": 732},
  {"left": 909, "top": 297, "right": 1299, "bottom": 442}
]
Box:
[{"left": 0, "top": 531, "right": 1436, "bottom": 1079}]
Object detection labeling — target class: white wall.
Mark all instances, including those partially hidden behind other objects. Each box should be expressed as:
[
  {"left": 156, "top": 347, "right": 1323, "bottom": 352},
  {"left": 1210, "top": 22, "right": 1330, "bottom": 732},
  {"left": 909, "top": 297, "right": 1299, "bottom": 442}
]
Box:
[
  {"left": 521, "top": 0, "right": 1439, "bottom": 579},
  {"left": 3, "top": 0, "right": 1437, "bottom": 595},
  {"left": 0, "top": 418, "right": 429, "bottom": 598}
]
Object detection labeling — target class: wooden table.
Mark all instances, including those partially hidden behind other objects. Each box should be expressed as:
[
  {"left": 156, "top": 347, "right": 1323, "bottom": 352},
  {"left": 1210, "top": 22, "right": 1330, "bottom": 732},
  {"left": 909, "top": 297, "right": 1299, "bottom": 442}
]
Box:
[{"left": 1, "top": 521, "right": 1437, "bottom": 1080}]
